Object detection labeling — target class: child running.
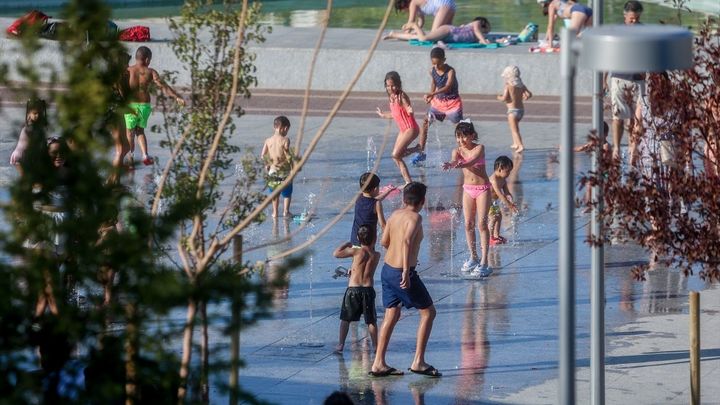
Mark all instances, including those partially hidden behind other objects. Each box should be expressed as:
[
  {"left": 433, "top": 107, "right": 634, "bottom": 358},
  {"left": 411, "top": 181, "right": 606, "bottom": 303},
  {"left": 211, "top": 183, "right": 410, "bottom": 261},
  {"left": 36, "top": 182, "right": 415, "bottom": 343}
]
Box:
[
  {"left": 351, "top": 173, "right": 396, "bottom": 248},
  {"left": 413, "top": 47, "right": 464, "bottom": 166},
  {"left": 10, "top": 99, "right": 48, "bottom": 176},
  {"left": 442, "top": 121, "right": 492, "bottom": 278},
  {"left": 125, "top": 46, "right": 185, "bottom": 166},
  {"left": 333, "top": 225, "right": 381, "bottom": 353},
  {"left": 497, "top": 65, "right": 532, "bottom": 153},
  {"left": 376, "top": 71, "right": 421, "bottom": 185},
  {"left": 488, "top": 156, "right": 519, "bottom": 245},
  {"left": 261, "top": 116, "right": 295, "bottom": 218}
]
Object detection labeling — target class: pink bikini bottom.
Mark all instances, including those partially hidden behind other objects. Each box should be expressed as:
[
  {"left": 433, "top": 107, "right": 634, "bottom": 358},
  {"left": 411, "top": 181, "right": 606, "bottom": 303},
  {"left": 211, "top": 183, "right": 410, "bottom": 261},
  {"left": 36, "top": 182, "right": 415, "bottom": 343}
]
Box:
[{"left": 462, "top": 183, "right": 491, "bottom": 199}]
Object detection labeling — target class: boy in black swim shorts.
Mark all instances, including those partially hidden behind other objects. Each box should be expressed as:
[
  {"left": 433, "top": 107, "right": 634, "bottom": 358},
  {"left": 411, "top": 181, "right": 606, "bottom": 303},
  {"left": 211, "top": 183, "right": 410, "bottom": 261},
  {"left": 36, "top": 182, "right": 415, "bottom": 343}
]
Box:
[{"left": 333, "top": 225, "right": 381, "bottom": 353}]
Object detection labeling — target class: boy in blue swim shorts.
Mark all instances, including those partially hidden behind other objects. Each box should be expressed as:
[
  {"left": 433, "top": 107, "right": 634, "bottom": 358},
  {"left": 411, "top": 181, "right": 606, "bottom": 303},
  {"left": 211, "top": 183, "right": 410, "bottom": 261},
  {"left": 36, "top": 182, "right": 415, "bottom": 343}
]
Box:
[
  {"left": 261, "top": 116, "right": 296, "bottom": 218},
  {"left": 369, "top": 182, "right": 442, "bottom": 378}
]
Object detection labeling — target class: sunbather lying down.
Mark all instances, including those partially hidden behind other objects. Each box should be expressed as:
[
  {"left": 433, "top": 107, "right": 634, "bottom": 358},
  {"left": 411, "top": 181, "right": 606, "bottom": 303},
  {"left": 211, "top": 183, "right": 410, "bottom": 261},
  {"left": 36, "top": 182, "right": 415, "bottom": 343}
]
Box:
[{"left": 383, "top": 17, "right": 495, "bottom": 45}]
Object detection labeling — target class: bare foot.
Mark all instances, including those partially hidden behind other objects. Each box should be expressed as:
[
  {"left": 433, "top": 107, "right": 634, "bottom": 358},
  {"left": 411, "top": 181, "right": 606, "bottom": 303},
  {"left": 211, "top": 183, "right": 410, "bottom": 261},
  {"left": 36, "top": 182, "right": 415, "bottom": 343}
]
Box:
[
  {"left": 510, "top": 144, "right": 519, "bottom": 149},
  {"left": 515, "top": 145, "right": 525, "bottom": 153},
  {"left": 334, "top": 344, "right": 344, "bottom": 353},
  {"left": 283, "top": 211, "right": 293, "bottom": 218},
  {"left": 382, "top": 31, "right": 395, "bottom": 40}
]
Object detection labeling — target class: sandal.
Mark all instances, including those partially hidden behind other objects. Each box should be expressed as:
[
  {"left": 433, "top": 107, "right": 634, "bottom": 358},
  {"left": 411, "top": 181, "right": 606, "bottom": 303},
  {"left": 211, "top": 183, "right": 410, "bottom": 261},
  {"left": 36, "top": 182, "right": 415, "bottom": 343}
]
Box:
[{"left": 408, "top": 365, "right": 442, "bottom": 377}]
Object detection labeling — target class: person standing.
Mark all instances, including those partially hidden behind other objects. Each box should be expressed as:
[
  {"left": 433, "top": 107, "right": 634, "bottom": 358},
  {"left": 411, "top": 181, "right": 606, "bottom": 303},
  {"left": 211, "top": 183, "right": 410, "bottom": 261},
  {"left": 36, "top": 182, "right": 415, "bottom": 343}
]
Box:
[
  {"left": 370, "top": 182, "right": 442, "bottom": 378},
  {"left": 606, "top": 0, "right": 645, "bottom": 160}
]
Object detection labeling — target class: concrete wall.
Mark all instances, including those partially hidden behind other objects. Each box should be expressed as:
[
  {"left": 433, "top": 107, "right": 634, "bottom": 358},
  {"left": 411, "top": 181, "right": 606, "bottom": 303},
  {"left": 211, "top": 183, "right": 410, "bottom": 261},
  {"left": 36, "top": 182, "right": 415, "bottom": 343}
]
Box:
[{"left": 0, "top": 19, "right": 594, "bottom": 96}]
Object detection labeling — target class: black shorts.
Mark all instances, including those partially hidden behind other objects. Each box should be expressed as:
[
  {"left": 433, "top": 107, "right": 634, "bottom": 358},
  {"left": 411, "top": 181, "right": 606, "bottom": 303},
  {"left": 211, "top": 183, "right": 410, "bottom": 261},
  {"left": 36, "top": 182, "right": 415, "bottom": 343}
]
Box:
[{"left": 340, "top": 287, "right": 377, "bottom": 324}]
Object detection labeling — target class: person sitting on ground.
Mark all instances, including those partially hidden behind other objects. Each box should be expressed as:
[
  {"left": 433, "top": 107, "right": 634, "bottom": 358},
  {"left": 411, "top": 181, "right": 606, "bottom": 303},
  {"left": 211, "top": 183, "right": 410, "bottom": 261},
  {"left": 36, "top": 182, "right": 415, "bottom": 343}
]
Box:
[
  {"left": 384, "top": 16, "right": 494, "bottom": 45},
  {"left": 541, "top": 0, "right": 593, "bottom": 42},
  {"left": 396, "top": 0, "right": 456, "bottom": 33}
]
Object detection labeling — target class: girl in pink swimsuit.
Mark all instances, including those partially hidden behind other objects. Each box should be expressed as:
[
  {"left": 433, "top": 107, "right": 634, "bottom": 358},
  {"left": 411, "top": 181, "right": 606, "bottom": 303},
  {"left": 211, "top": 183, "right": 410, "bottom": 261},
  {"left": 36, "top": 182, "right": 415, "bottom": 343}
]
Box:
[
  {"left": 442, "top": 121, "right": 493, "bottom": 277},
  {"left": 376, "top": 71, "right": 421, "bottom": 185}
]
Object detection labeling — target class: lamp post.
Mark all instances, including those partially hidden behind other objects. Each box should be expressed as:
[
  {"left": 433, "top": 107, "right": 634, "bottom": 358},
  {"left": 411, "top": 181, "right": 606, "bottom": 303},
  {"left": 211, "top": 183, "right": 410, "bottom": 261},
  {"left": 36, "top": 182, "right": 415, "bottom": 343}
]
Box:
[
  {"left": 558, "top": 24, "right": 692, "bottom": 405},
  {"left": 590, "top": 1, "right": 604, "bottom": 404}
]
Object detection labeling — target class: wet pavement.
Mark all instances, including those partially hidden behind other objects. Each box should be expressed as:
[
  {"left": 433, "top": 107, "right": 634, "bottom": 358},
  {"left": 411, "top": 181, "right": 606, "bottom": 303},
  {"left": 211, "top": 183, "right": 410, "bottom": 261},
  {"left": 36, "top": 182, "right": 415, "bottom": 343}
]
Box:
[{"left": 1, "top": 98, "right": 718, "bottom": 404}]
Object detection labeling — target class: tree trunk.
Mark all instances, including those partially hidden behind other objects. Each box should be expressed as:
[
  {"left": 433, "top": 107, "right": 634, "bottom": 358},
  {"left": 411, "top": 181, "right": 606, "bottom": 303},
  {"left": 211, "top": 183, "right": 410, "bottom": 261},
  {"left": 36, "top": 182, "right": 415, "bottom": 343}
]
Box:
[
  {"left": 200, "top": 300, "right": 209, "bottom": 403},
  {"left": 125, "top": 303, "right": 138, "bottom": 405},
  {"left": 177, "top": 297, "right": 198, "bottom": 403},
  {"left": 229, "top": 235, "right": 242, "bottom": 404}
]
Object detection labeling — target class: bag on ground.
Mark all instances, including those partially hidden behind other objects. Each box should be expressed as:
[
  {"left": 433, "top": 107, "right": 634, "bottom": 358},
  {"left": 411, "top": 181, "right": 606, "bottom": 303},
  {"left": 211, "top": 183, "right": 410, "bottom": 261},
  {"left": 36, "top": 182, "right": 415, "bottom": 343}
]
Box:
[
  {"left": 6, "top": 10, "right": 50, "bottom": 37},
  {"left": 118, "top": 26, "right": 150, "bottom": 42}
]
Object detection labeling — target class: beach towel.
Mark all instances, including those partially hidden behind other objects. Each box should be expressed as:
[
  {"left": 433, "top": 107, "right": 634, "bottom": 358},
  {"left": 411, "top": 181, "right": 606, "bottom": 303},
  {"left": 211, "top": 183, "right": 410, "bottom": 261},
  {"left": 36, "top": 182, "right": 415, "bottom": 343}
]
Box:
[
  {"left": 409, "top": 39, "right": 504, "bottom": 49},
  {"left": 6, "top": 10, "right": 50, "bottom": 37},
  {"left": 529, "top": 45, "right": 560, "bottom": 53}
]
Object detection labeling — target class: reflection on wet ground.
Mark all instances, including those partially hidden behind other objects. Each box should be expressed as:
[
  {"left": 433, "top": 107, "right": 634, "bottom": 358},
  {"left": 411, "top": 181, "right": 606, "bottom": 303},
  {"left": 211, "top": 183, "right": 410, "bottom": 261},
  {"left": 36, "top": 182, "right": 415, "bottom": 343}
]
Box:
[{"left": 2, "top": 109, "right": 715, "bottom": 403}]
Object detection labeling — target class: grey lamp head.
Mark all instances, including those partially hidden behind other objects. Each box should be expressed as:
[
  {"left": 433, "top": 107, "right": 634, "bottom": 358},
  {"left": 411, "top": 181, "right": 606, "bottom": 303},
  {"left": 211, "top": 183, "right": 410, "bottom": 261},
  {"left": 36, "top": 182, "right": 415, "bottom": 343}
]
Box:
[{"left": 579, "top": 25, "right": 693, "bottom": 72}]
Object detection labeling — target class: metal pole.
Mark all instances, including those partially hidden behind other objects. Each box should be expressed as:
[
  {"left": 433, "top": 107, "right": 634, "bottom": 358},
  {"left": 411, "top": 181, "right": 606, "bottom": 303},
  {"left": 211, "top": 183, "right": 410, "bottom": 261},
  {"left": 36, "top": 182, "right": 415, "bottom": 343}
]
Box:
[
  {"left": 559, "top": 28, "right": 577, "bottom": 405},
  {"left": 590, "top": 0, "right": 606, "bottom": 403}
]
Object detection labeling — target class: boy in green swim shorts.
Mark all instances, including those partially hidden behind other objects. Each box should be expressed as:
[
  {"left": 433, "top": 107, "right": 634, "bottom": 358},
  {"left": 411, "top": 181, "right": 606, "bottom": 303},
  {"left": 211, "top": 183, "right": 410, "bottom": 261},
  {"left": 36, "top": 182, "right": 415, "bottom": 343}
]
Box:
[{"left": 125, "top": 46, "right": 185, "bottom": 166}]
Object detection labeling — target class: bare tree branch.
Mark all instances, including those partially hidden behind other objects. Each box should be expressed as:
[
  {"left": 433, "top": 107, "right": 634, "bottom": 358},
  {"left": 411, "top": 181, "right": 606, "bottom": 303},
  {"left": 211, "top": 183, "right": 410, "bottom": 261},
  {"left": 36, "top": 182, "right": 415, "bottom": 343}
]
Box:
[{"left": 295, "top": 0, "right": 333, "bottom": 152}]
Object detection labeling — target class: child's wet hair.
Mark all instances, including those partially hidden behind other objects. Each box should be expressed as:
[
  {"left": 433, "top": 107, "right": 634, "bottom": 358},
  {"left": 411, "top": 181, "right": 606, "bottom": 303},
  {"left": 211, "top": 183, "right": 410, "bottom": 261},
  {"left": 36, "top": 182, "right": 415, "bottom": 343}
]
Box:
[
  {"left": 430, "top": 47, "right": 445, "bottom": 60},
  {"left": 384, "top": 71, "right": 402, "bottom": 93},
  {"left": 455, "top": 121, "right": 477, "bottom": 138},
  {"left": 403, "top": 182, "right": 427, "bottom": 206},
  {"left": 136, "top": 46, "right": 152, "bottom": 60},
  {"left": 357, "top": 224, "right": 375, "bottom": 246},
  {"left": 473, "top": 17, "right": 491, "bottom": 32},
  {"left": 494, "top": 155, "right": 514, "bottom": 172},
  {"left": 274, "top": 115, "right": 291, "bottom": 129},
  {"left": 359, "top": 172, "right": 380, "bottom": 192}
]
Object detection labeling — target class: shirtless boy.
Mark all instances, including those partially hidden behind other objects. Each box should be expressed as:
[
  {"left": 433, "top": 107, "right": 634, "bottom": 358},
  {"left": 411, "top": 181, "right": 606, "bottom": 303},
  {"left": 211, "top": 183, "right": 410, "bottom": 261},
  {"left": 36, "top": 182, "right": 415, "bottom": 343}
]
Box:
[
  {"left": 370, "top": 182, "right": 441, "bottom": 378},
  {"left": 261, "top": 116, "right": 294, "bottom": 218},
  {"left": 333, "top": 225, "right": 381, "bottom": 353},
  {"left": 125, "top": 46, "right": 185, "bottom": 166}
]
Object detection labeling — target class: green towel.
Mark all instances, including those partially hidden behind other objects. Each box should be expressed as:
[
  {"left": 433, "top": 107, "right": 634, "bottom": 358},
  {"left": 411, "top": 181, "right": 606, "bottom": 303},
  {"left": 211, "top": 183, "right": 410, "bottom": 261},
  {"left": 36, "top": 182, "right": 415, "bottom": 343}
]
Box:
[{"left": 409, "top": 39, "right": 502, "bottom": 49}]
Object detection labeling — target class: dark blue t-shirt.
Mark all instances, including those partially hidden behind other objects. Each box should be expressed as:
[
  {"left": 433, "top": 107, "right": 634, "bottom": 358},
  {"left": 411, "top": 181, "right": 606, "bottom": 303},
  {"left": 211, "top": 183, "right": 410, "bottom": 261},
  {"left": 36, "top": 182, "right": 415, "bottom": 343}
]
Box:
[{"left": 351, "top": 195, "right": 377, "bottom": 245}]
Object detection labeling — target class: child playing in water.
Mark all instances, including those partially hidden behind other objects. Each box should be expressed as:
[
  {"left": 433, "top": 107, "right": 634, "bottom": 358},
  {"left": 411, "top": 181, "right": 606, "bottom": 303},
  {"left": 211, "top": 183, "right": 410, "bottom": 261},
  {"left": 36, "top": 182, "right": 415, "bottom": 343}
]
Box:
[
  {"left": 488, "top": 156, "right": 519, "bottom": 245},
  {"left": 442, "top": 121, "right": 492, "bottom": 278},
  {"left": 10, "top": 99, "right": 48, "bottom": 176},
  {"left": 125, "top": 46, "right": 185, "bottom": 166},
  {"left": 376, "top": 71, "right": 421, "bottom": 185},
  {"left": 351, "top": 172, "right": 396, "bottom": 248},
  {"left": 498, "top": 65, "right": 532, "bottom": 153},
  {"left": 413, "top": 47, "right": 464, "bottom": 166},
  {"left": 261, "top": 116, "right": 295, "bottom": 218},
  {"left": 333, "top": 225, "right": 380, "bottom": 353}
]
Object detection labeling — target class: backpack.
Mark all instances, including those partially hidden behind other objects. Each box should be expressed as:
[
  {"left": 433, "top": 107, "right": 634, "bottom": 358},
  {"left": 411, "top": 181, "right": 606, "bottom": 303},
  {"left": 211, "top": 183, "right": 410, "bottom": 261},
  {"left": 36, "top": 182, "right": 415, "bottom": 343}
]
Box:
[
  {"left": 6, "top": 10, "right": 51, "bottom": 37},
  {"left": 118, "top": 26, "right": 150, "bottom": 42},
  {"left": 517, "top": 23, "right": 539, "bottom": 43}
]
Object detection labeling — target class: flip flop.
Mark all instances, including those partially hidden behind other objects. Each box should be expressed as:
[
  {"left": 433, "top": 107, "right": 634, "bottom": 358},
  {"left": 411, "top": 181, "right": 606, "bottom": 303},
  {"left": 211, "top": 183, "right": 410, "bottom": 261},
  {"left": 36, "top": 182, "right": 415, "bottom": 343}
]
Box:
[
  {"left": 408, "top": 365, "right": 442, "bottom": 377},
  {"left": 368, "top": 367, "right": 404, "bottom": 377}
]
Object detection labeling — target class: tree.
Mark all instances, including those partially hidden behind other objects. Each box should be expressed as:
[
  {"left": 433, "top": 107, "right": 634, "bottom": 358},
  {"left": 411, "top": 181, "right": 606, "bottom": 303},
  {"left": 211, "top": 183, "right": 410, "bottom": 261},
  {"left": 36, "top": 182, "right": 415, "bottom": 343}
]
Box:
[{"left": 581, "top": 20, "right": 720, "bottom": 281}]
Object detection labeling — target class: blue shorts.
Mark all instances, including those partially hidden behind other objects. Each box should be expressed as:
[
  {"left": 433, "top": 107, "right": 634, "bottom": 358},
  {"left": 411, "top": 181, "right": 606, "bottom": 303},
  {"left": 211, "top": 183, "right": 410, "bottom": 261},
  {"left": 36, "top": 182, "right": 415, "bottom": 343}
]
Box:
[
  {"left": 381, "top": 264, "right": 433, "bottom": 309},
  {"left": 268, "top": 182, "right": 293, "bottom": 198}
]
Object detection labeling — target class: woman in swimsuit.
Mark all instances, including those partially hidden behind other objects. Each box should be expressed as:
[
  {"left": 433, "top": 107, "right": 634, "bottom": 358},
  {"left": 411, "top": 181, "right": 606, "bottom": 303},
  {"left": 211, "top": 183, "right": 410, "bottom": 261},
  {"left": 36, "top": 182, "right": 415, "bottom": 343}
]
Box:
[
  {"left": 396, "top": 0, "right": 457, "bottom": 33},
  {"left": 384, "top": 16, "right": 493, "bottom": 45},
  {"left": 442, "top": 121, "right": 493, "bottom": 277},
  {"left": 376, "top": 71, "right": 421, "bottom": 185},
  {"left": 542, "top": 0, "right": 593, "bottom": 42}
]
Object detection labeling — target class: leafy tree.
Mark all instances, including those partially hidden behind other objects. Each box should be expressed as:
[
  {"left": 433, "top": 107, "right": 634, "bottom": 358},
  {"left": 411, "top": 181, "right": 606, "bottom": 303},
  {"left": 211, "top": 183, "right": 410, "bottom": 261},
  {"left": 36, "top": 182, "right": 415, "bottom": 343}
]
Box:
[{"left": 581, "top": 21, "right": 720, "bottom": 281}]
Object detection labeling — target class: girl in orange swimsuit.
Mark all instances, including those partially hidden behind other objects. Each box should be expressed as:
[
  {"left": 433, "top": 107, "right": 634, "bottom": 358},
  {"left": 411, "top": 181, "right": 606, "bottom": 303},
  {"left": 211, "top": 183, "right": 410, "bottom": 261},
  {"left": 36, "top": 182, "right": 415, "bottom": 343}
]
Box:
[
  {"left": 442, "top": 121, "right": 492, "bottom": 277},
  {"left": 376, "top": 71, "right": 421, "bottom": 185}
]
